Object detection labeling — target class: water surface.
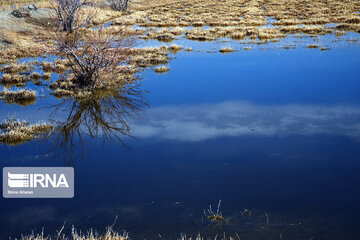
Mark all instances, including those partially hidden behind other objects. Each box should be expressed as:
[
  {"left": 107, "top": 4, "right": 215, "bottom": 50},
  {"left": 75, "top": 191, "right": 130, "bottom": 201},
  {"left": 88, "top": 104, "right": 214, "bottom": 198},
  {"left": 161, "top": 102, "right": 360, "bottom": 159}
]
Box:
[{"left": 1, "top": 41, "right": 360, "bottom": 240}]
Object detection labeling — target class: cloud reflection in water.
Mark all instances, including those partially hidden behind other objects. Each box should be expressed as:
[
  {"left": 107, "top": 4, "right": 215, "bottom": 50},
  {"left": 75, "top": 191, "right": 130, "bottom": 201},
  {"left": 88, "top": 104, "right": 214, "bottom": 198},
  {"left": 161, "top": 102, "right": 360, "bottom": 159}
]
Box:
[{"left": 133, "top": 101, "right": 360, "bottom": 141}]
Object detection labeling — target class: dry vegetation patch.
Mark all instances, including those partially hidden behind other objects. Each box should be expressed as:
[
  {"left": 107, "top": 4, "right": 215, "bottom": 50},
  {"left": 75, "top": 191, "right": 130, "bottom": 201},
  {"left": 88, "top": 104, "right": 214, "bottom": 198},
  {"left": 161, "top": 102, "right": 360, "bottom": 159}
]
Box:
[
  {"left": 219, "top": 47, "right": 235, "bottom": 53},
  {"left": 154, "top": 65, "right": 169, "bottom": 73},
  {"left": 1, "top": 0, "right": 359, "bottom": 65},
  {"left": 0, "top": 119, "right": 53, "bottom": 145},
  {"left": 0, "top": 88, "right": 36, "bottom": 105}
]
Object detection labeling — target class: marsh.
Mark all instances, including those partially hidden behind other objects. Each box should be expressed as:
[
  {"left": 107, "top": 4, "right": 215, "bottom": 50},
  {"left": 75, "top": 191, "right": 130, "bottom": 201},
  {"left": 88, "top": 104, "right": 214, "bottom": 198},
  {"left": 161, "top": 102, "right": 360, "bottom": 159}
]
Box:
[{"left": 0, "top": 0, "right": 360, "bottom": 239}]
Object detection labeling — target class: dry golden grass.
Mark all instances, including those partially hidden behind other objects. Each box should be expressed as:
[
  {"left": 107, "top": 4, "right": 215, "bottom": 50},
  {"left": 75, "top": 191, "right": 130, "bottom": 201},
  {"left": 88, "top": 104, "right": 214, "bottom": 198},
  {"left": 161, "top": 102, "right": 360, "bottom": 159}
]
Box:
[
  {"left": 0, "top": 63, "right": 30, "bottom": 74},
  {"left": 0, "top": 88, "right": 36, "bottom": 102},
  {"left": 126, "top": 0, "right": 360, "bottom": 30},
  {"left": 185, "top": 28, "right": 214, "bottom": 41},
  {"left": 129, "top": 46, "right": 170, "bottom": 67},
  {"left": 0, "top": 43, "right": 45, "bottom": 65},
  {"left": 144, "top": 28, "right": 177, "bottom": 42},
  {"left": 41, "top": 62, "right": 54, "bottom": 72},
  {"left": 42, "top": 72, "right": 51, "bottom": 80},
  {"left": 1, "top": 0, "right": 360, "bottom": 67},
  {"left": 29, "top": 72, "right": 40, "bottom": 80},
  {"left": 0, "top": 119, "right": 53, "bottom": 146},
  {"left": 154, "top": 65, "right": 169, "bottom": 73},
  {"left": 1, "top": 73, "right": 27, "bottom": 83},
  {"left": 219, "top": 47, "right": 235, "bottom": 53},
  {"left": 169, "top": 44, "right": 183, "bottom": 53},
  {"left": 307, "top": 44, "right": 319, "bottom": 48}
]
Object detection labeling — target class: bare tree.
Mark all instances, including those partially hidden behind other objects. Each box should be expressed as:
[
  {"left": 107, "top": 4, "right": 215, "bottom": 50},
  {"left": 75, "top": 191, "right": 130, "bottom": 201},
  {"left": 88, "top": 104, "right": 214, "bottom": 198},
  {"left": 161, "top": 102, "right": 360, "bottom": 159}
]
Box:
[
  {"left": 51, "top": 0, "right": 95, "bottom": 33},
  {"left": 107, "top": 0, "right": 131, "bottom": 11},
  {"left": 51, "top": 27, "right": 135, "bottom": 88}
]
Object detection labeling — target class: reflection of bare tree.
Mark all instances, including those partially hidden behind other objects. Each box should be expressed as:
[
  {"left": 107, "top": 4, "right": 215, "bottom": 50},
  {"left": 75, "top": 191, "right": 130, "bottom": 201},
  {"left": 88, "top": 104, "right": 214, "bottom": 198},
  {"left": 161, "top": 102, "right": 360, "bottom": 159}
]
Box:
[{"left": 49, "top": 83, "right": 148, "bottom": 164}]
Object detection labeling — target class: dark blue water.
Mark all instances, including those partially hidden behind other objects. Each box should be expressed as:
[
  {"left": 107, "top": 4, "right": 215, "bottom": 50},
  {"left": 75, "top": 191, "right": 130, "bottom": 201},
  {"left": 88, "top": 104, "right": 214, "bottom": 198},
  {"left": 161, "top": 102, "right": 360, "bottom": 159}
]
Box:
[{"left": 1, "top": 45, "right": 360, "bottom": 239}]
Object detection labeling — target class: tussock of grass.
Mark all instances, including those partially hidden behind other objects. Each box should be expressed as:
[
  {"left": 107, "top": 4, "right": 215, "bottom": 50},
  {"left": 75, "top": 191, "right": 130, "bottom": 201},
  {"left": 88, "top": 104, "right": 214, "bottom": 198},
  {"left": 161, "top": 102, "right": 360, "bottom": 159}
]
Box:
[
  {"left": 335, "top": 30, "right": 346, "bottom": 37},
  {"left": 307, "top": 44, "right": 319, "bottom": 48},
  {"left": 185, "top": 28, "right": 214, "bottom": 41},
  {"left": 280, "top": 25, "right": 333, "bottom": 35},
  {"left": 169, "top": 44, "right": 183, "bottom": 53},
  {"left": 219, "top": 47, "right": 235, "bottom": 53},
  {"left": 154, "top": 65, "right": 169, "bottom": 73},
  {"left": 30, "top": 72, "right": 40, "bottom": 80},
  {"left": 230, "top": 31, "right": 246, "bottom": 40},
  {"left": 1, "top": 74, "right": 27, "bottom": 84},
  {"left": 335, "top": 23, "right": 360, "bottom": 32},
  {"left": 52, "top": 88, "right": 77, "bottom": 98},
  {"left": 0, "top": 88, "right": 36, "bottom": 105},
  {"left": 0, "top": 63, "right": 30, "bottom": 74},
  {"left": 54, "top": 59, "right": 71, "bottom": 72},
  {"left": 128, "top": 46, "right": 170, "bottom": 68},
  {"left": 42, "top": 72, "right": 51, "bottom": 80},
  {"left": 0, "top": 119, "right": 53, "bottom": 146},
  {"left": 0, "top": 42, "right": 45, "bottom": 65},
  {"left": 130, "top": 50, "right": 169, "bottom": 68},
  {"left": 145, "top": 28, "right": 177, "bottom": 42},
  {"left": 41, "top": 62, "right": 55, "bottom": 72}
]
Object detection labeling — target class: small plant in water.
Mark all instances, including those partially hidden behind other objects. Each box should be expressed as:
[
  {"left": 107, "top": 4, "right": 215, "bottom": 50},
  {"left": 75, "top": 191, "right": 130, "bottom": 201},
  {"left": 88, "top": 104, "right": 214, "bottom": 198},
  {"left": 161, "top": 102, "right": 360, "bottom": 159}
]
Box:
[
  {"left": 0, "top": 119, "right": 54, "bottom": 146},
  {"left": 154, "top": 65, "right": 169, "bottom": 73},
  {"left": 219, "top": 47, "right": 234, "bottom": 53},
  {"left": 204, "top": 200, "right": 230, "bottom": 225}
]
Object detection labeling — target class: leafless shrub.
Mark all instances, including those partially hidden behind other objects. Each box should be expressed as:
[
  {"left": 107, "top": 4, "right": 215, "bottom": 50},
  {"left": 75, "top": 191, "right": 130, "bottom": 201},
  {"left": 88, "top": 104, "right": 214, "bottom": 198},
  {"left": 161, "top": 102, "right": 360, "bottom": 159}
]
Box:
[
  {"left": 107, "top": 0, "right": 131, "bottom": 11},
  {"left": 50, "top": 28, "right": 135, "bottom": 89},
  {"left": 50, "top": 0, "right": 95, "bottom": 33}
]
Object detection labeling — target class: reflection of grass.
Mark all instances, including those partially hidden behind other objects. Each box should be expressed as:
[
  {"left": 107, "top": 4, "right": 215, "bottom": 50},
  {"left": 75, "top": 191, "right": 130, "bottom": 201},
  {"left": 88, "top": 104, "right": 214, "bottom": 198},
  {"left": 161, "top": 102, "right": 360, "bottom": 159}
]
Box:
[{"left": 0, "top": 119, "right": 53, "bottom": 146}]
